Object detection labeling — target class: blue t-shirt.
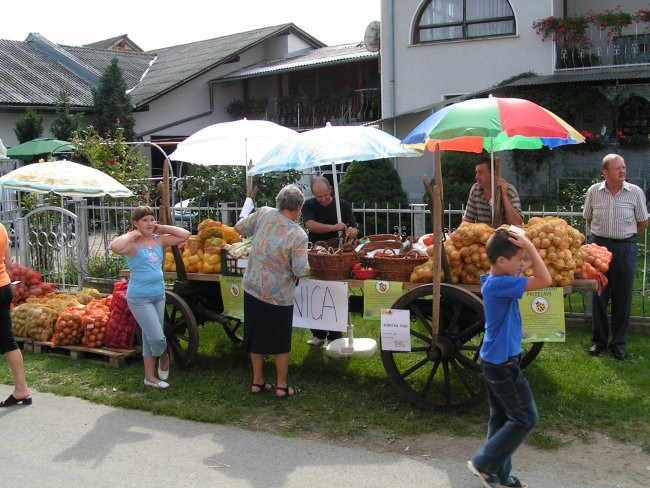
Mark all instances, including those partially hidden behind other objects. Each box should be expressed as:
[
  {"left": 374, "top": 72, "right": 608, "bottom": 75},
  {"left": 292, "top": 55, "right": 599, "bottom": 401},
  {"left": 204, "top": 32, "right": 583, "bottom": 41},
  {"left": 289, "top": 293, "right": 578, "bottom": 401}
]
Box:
[
  {"left": 480, "top": 273, "right": 527, "bottom": 364},
  {"left": 126, "top": 237, "right": 164, "bottom": 298}
]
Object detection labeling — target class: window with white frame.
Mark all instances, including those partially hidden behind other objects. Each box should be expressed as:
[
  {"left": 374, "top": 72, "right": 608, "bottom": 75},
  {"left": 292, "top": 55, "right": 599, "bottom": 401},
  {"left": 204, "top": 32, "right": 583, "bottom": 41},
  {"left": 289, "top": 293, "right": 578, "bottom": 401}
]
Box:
[{"left": 414, "top": 0, "right": 515, "bottom": 44}]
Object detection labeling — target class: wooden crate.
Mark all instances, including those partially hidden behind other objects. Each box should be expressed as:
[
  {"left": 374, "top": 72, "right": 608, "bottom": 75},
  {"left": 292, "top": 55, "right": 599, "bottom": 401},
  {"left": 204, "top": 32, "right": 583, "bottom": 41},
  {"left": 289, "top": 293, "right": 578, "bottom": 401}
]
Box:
[{"left": 29, "top": 340, "right": 140, "bottom": 368}]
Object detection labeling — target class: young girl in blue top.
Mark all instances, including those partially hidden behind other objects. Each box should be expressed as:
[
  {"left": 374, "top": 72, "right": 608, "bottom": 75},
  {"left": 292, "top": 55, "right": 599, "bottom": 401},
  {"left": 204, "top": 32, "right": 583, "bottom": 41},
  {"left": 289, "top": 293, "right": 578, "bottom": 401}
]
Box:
[
  {"left": 468, "top": 227, "right": 551, "bottom": 488},
  {"left": 110, "top": 206, "right": 190, "bottom": 389}
]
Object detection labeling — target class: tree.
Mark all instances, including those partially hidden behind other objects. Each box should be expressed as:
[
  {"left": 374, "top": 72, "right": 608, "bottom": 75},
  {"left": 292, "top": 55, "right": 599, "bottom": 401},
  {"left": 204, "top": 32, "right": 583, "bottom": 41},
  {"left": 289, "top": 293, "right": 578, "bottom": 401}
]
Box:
[
  {"left": 50, "top": 91, "right": 84, "bottom": 141},
  {"left": 338, "top": 159, "right": 409, "bottom": 235},
  {"left": 14, "top": 109, "right": 43, "bottom": 143},
  {"left": 71, "top": 127, "right": 148, "bottom": 199},
  {"left": 180, "top": 166, "right": 302, "bottom": 208},
  {"left": 92, "top": 58, "right": 135, "bottom": 140}
]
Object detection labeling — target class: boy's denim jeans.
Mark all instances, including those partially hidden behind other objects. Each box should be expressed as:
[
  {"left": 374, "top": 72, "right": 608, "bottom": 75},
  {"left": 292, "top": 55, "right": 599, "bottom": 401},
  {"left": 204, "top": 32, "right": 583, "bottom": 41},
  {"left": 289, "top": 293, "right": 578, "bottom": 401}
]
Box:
[{"left": 472, "top": 356, "right": 538, "bottom": 483}]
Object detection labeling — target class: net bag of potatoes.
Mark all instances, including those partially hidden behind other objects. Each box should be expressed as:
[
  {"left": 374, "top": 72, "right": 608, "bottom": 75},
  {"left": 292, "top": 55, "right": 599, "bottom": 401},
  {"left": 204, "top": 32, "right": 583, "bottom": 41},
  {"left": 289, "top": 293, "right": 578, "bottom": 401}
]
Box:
[
  {"left": 445, "top": 222, "right": 494, "bottom": 284},
  {"left": 521, "top": 217, "right": 585, "bottom": 287},
  {"left": 51, "top": 306, "right": 86, "bottom": 346}
]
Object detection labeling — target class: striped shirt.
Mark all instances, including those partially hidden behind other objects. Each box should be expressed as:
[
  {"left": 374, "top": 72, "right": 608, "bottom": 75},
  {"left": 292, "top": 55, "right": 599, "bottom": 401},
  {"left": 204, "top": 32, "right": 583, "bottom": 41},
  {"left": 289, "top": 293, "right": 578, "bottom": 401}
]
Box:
[
  {"left": 583, "top": 181, "right": 648, "bottom": 240},
  {"left": 463, "top": 183, "right": 522, "bottom": 225}
]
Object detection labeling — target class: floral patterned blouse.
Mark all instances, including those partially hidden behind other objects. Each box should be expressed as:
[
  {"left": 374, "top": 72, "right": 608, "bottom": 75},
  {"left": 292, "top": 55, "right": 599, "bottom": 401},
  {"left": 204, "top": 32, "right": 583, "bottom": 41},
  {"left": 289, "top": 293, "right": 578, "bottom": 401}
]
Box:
[{"left": 235, "top": 206, "right": 309, "bottom": 306}]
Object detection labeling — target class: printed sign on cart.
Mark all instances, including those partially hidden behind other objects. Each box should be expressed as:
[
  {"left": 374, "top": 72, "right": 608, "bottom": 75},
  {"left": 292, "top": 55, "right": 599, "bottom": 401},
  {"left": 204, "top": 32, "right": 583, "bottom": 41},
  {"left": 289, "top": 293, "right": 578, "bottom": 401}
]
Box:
[
  {"left": 518, "top": 287, "right": 565, "bottom": 342},
  {"left": 219, "top": 275, "right": 244, "bottom": 321},
  {"left": 292, "top": 279, "right": 348, "bottom": 332},
  {"left": 380, "top": 308, "right": 411, "bottom": 351},
  {"left": 362, "top": 280, "right": 406, "bottom": 319}
]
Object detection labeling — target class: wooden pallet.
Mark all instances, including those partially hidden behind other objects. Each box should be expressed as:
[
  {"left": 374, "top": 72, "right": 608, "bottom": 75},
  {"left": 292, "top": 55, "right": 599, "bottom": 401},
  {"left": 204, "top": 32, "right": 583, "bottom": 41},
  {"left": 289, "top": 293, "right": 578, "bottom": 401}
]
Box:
[
  {"left": 15, "top": 336, "right": 34, "bottom": 352},
  {"left": 20, "top": 338, "right": 140, "bottom": 368}
]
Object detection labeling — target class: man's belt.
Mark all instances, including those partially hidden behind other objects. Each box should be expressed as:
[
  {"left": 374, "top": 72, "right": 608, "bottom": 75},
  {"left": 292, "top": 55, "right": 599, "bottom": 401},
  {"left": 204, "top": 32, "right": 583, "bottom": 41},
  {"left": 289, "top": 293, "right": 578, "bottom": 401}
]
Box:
[{"left": 593, "top": 235, "right": 636, "bottom": 243}]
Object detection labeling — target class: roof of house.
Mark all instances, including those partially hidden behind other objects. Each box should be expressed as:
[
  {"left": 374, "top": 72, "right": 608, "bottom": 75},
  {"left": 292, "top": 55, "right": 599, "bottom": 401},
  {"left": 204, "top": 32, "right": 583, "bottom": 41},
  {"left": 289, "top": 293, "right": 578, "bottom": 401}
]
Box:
[
  {"left": 505, "top": 69, "right": 650, "bottom": 87},
  {"left": 83, "top": 34, "right": 144, "bottom": 52},
  {"left": 0, "top": 38, "right": 95, "bottom": 107},
  {"left": 127, "top": 23, "right": 325, "bottom": 106},
  {"left": 0, "top": 23, "right": 326, "bottom": 110},
  {"left": 217, "top": 42, "right": 377, "bottom": 81}
]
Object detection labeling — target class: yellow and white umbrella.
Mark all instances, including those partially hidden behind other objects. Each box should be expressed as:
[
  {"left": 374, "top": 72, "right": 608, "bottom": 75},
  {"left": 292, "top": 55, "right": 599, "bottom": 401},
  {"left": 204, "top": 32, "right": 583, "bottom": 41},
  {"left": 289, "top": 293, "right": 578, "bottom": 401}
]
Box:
[{"left": 0, "top": 160, "right": 133, "bottom": 198}]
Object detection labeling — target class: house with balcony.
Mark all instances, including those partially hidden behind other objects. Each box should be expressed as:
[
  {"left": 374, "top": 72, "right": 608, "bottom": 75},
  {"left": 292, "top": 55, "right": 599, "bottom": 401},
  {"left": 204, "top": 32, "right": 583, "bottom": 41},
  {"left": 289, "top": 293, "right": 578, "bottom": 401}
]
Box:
[
  {"left": 379, "top": 0, "right": 650, "bottom": 202},
  {"left": 0, "top": 24, "right": 379, "bottom": 177}
]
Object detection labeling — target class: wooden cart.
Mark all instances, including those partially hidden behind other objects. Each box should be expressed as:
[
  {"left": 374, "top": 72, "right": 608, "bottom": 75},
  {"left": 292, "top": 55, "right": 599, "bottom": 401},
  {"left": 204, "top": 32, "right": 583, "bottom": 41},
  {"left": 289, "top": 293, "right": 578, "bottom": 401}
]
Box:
[{"left": 143, "top": 156, "right": 596, "bottom": 411}]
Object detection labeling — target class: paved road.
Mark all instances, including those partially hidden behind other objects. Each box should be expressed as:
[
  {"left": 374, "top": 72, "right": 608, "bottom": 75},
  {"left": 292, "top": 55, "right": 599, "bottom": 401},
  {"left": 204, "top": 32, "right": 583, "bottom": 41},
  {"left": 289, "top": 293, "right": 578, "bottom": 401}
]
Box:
[{"left": 0, "top": 385, "right": 624, "bottom": 487}]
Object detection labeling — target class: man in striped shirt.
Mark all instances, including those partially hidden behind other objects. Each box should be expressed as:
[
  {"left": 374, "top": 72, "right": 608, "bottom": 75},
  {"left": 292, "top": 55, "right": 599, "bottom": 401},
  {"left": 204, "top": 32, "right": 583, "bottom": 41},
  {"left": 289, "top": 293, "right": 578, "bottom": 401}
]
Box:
[
  {"left": 463, "top": 159, "right": 523, "bottom": 227},
  {"left": 583, "top": 154, "right": 649, "bottom": 360}
]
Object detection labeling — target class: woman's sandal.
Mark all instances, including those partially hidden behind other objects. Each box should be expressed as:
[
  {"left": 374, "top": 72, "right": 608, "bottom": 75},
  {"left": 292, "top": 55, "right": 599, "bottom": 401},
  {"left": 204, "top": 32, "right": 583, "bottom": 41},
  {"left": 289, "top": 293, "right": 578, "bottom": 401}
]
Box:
[
  {"left": 251, "top": 383, "right": 274, "bottom": 395},
  {"left": 274, "top": 385, "right": 301, "bottom": 399},
  {"left": 0, "top": 394, "right": 33, "bottom": 407}
]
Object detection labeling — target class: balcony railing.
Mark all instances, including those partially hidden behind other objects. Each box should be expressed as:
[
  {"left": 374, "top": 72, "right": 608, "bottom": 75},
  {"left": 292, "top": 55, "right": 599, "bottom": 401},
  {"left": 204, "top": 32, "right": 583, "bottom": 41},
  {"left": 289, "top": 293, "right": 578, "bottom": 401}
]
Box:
[
  {"left": 263, "top": 89, "right": 380, "bottom": 129},
  {"left": 555, "top": 27, "right": 650, "bottom": 70}
]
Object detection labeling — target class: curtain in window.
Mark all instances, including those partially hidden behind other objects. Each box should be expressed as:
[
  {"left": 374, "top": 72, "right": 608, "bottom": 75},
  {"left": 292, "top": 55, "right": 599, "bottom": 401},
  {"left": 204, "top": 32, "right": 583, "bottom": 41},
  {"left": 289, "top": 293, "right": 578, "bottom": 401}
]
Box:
[{"left": 417, "top": 0, "right": 514, "bottom": 42}]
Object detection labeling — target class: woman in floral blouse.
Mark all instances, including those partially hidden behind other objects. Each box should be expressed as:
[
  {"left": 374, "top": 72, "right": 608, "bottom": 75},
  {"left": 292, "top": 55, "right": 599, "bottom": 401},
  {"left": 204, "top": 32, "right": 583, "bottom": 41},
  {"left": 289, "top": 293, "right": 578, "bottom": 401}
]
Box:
[{"left": 235, "top": 184, "right": 309, "bottom": 398}]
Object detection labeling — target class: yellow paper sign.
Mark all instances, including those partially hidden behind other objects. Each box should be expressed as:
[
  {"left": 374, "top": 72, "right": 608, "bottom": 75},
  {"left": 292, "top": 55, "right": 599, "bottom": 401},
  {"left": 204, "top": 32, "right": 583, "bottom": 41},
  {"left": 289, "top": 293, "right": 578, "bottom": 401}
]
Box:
[{"left": 519, "top": 287, "right": 565, "bottom": 342}]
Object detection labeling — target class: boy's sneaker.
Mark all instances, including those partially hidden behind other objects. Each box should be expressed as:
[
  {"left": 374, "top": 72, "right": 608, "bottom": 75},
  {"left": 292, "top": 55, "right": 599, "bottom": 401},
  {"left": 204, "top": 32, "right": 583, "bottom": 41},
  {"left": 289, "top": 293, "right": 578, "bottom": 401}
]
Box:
[
  {"left": 502, "top": 476, "right": 528, "bottom": 488},
  {"left": 467, "top": 461, "right": 501, "bottom": 488},
  {"left": 306, "top": 336, "right": 326, "bottom": 347}
]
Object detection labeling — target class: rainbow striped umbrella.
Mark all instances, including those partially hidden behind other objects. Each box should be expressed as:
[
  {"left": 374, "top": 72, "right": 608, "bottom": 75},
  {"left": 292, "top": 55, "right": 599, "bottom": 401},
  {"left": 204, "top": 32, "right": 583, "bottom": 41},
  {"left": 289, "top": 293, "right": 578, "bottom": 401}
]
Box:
[{"left": 401, "top": 96, "right": 584, "bottom": 153}]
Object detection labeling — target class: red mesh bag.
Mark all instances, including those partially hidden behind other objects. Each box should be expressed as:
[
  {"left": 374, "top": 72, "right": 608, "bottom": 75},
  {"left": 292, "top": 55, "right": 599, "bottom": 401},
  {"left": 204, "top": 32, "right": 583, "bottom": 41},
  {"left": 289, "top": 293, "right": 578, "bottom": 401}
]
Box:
[{"left": 105, "top": 281, "right": 138, "bottom": 349}]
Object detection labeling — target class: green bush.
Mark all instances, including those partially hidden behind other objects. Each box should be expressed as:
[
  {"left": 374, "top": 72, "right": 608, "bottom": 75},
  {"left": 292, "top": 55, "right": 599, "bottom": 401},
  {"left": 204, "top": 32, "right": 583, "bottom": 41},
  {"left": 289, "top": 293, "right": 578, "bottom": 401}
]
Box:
[
  {"left": 14, "top": 109, "right": 43, "bottom": 144},
  {"left": 338, "top": 159, "right": 408, "bottom": 235}
]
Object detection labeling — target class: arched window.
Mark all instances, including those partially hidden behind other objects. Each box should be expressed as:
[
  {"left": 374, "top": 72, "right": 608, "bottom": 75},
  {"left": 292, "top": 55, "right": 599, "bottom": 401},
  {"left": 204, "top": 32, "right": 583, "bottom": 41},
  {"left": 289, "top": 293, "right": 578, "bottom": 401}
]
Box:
[{"left": 414, "top": 0, "right": 516, "bottom": 44}]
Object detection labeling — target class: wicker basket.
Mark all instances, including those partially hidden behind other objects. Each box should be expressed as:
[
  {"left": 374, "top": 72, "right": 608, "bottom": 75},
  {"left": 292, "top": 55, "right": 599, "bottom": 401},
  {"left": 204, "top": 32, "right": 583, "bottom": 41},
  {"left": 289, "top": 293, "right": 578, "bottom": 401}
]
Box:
[
  {"left": 367, "top": 234, "right": 401, "bottom": 242},
  {"left": 374, "top": 250, "right": 428, "bottom": 282},
  {"left": 360, "top": 240, "right": 403, "bottom": 253},
  {"left": 308, "top": 243, "right": 361, "bottom": 280},
  {"left": 324, "top": 236, "right": 359, "bottom": 251}
]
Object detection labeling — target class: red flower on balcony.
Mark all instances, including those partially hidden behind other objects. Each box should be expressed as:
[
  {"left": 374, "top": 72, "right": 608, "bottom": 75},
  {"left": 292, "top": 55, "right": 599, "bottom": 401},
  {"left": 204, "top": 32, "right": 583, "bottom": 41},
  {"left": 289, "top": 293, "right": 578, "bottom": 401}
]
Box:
[{"left": 107, "top": 159, "right": 116, "bottom": 165}]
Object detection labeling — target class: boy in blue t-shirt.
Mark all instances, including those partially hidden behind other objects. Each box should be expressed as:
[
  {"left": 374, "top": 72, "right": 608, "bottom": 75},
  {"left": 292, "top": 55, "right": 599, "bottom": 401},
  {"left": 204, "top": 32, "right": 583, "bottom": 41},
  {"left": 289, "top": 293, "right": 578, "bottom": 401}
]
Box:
[{"left": 468, "top": 227, "right": 552, "bottom": 488}]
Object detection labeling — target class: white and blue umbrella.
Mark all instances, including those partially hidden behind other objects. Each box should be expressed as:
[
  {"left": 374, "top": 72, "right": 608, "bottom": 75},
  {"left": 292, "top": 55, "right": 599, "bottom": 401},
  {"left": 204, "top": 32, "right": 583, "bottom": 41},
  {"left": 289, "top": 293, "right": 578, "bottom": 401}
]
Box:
[{"left": 249, "top": 123, "right": 420, "bottom": 223}]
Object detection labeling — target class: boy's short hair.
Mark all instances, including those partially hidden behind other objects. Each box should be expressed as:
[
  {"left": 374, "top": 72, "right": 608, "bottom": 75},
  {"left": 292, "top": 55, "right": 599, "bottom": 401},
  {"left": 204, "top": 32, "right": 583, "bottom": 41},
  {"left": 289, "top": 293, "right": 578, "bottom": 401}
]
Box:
[{"left": 486, "top": 228, "right": 519, "bottom": 264}]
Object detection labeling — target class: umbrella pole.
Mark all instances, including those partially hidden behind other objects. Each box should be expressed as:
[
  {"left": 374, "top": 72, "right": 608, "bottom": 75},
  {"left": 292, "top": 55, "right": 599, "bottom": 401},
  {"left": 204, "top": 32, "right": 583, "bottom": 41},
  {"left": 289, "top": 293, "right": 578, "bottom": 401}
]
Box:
[
  {"left": 492, "top": 157, "right": 503, "bottom": 227},
  {"left": 331, "top": 162, "right": 344, "bottom": 246},
  {"left": 490, "top": 139, "right": 495, "bottom": 223}
]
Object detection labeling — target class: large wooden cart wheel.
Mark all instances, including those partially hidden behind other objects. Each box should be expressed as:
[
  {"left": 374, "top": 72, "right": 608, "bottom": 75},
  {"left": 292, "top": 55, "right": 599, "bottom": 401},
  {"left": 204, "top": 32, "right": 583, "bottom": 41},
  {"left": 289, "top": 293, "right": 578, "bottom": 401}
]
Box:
[
  {"left": 163, "top": 290, "right": 199, "bottom": 369},
  {"left": 381, "top": 283, "right": 543, "bottom": 411}
]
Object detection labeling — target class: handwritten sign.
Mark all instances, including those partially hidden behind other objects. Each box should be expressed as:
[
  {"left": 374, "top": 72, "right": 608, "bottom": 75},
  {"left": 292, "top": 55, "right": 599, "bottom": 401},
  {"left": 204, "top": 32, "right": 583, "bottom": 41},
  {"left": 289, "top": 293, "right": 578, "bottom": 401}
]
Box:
[
  {"left": 362, "top": 280, "right": 405, "bottom": 319},
  {"left": 519, "top": 287, "right": 565, "bottom": 342},
  {"left": 380, "top": 308, "right": 411, "bottom": 351},
  {"left": 292, "top": 279, "right": 348, "bottom": 331},
  {"left": 219, "top": 275, "right": 244, "bottom": 320}
]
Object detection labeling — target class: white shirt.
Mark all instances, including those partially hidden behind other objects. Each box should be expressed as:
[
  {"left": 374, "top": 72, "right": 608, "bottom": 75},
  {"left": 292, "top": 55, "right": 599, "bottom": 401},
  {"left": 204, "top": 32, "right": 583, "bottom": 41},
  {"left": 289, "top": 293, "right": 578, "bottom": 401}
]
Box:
[{"left": 583, "top": 181, "right": 648, "bottom": 240}]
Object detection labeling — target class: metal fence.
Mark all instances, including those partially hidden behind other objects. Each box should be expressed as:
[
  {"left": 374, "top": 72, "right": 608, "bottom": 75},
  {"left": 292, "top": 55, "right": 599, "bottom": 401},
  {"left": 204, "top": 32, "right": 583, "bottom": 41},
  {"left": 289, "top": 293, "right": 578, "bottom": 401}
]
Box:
[{"left": 5, "top": 199, "right": 649, "bottom": 323}]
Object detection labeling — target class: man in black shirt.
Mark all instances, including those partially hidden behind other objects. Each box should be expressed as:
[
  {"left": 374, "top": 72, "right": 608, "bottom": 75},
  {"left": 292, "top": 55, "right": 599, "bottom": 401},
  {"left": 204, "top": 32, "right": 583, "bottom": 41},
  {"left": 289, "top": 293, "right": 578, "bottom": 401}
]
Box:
[{"left": 302, "top": 176, "right": 358, "bottom": 346}]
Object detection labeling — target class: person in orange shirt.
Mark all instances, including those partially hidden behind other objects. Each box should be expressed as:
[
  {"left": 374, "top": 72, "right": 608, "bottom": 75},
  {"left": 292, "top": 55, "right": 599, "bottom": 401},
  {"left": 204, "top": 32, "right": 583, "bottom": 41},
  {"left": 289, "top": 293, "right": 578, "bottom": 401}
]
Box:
[{"left": 0, "top": 223, "right": 32, "bottom": 407}]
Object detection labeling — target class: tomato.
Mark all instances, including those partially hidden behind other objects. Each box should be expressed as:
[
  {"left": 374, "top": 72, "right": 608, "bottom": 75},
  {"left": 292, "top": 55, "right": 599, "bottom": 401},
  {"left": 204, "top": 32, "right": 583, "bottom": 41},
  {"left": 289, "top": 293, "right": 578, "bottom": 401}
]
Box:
[
  {"left": 352, "top": 263, "right": 362, "bottom": 271},
  {"left": 423, "top": 235, "right": 434, "bottom": 246}
]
